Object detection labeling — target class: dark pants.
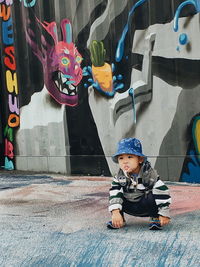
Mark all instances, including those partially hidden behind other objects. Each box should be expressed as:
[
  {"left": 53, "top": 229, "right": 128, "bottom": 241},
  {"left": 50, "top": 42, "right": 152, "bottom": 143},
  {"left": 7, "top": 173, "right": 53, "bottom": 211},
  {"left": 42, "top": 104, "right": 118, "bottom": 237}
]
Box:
[{"left": 122, "top": 192, "right": 158, "bottom": 218}]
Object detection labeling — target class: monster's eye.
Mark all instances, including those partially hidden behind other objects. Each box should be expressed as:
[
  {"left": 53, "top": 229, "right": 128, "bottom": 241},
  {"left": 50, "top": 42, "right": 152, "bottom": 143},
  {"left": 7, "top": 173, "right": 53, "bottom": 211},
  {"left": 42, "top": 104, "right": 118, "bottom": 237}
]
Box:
[
  {"left": 62, "top": 57, "right": 70, "bottom": 66},
  {"left": 76, "top": 56, "right": 82, "bottom": 64}
]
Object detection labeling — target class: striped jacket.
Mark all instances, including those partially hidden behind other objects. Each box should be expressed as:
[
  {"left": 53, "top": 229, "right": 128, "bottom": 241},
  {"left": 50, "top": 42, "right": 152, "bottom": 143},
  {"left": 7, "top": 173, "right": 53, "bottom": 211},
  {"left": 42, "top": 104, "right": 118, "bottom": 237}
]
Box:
[{"left": 109, "top": 161, "right": 171, "bottom": 218}]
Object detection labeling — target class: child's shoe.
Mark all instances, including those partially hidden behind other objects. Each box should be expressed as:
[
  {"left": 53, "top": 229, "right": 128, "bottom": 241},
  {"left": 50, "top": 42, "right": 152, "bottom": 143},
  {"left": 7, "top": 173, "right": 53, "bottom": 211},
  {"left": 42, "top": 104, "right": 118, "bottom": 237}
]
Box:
[
  {"left": 106, "top": 221, "right": 126, "bottom": 229},
  {"left": 149, "top": 217, "right": 162, "bottom": 230}
]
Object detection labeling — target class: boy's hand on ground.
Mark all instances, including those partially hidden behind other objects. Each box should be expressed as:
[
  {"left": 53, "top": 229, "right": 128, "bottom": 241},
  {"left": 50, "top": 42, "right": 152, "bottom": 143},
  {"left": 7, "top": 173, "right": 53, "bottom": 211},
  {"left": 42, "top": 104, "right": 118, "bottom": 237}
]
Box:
[
  {"left": 159, "top": 215, "right": 170, "bottom": 226},
  {"left": 112, "top": 210, "right": 124, "bottom": 228}
]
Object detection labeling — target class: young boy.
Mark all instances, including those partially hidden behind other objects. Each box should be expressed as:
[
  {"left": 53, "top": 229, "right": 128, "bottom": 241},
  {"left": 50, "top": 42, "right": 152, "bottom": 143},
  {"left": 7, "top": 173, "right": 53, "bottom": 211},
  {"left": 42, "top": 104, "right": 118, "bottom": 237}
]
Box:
[{"left": 107, "top": 138, "right": 171, "bottom": 230}]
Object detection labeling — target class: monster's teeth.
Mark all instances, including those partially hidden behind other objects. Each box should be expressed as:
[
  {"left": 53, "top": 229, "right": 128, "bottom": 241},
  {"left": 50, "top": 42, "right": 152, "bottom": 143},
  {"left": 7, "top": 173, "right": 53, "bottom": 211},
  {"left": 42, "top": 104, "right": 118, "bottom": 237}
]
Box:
[
  {"left": 60, "top": 83, "right": 63, "bottom": 92},
  {"left": 58, "top": 72, "right": 62, "bottom": 81},
  {"left": 68, "top": 83, "right": 75, "bottom": 90},
  {"left": 55, "top": 80, "right": 59, "bottom": 88},
  {"left": 70, "top": 92, "right": 75, "bottom": 95},
  {"left": 63, "top": 88, "right": 69, "bottom": 94},
  {"left": 62, "top": 77, "right": 67, "bottom": 83}
]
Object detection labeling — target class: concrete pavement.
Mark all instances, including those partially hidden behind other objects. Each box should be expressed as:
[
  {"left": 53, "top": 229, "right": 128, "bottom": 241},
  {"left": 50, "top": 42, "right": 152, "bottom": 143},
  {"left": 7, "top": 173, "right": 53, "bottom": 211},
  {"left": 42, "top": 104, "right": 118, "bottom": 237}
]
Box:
[{"left": 0, "top": 171, "right": 200, "bottom": 267}]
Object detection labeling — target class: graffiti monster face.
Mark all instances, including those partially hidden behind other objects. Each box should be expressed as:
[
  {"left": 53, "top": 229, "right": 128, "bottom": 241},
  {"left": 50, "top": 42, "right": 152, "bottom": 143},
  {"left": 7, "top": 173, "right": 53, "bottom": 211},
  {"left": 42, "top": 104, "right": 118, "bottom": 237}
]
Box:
[
  {"left": 51, "top": 41, "right": 83, "bottom": 105},
  {"left": 26, "top": 18, "right": 83, "bottom": 106},
  {"left": 44, "top": 19, "right": 83, "bottom": 106}
]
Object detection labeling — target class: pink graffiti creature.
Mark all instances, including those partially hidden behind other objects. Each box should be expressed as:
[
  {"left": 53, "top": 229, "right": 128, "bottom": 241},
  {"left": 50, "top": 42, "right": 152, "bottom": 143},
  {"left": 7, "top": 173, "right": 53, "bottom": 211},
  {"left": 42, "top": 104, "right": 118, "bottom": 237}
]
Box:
[{"left": 26, "top": 18, "right": 83, "bottom": 106}]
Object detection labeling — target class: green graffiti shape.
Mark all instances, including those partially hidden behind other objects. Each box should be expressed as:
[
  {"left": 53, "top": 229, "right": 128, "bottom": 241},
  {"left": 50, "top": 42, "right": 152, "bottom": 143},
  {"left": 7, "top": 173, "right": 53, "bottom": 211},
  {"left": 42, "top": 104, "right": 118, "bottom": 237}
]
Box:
[
  {"left": 4, "top": 125, "right": 13, "bottom": 142},
  {"left": 89, "top": 40, "right": 106, "bottom": 67}
]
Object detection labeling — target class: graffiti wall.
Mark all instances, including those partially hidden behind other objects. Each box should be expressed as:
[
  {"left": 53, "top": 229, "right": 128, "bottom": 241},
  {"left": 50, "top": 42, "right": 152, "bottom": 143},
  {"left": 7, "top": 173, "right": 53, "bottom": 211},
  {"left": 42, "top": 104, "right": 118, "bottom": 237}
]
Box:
[
  {"left": 0, "top": 0, "right": 19, "bottom": 170},
  {"left": 0, "top": 0, "right": 200, "bottom": 182}
]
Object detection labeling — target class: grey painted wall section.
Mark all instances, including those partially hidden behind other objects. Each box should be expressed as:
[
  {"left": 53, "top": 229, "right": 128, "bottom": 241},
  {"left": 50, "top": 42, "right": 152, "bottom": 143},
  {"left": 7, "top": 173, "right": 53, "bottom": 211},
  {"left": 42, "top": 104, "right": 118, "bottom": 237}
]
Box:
[
  {"left": 88, "top": 12, "right": 200, "bottom": 181},
  {"left": 16, "top": 88, "right": 71, "bottom": 174}
]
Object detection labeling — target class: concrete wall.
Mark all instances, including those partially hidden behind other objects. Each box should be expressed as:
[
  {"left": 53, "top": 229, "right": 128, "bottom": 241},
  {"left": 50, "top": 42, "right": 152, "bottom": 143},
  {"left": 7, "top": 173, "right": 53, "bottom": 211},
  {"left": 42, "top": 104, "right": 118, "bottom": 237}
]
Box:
[
  {"left": 1, "top": 0, "right": 200, "bottom": 181},
  {"left": 15, "top": 88, "right": 71, "bottom": 173}
]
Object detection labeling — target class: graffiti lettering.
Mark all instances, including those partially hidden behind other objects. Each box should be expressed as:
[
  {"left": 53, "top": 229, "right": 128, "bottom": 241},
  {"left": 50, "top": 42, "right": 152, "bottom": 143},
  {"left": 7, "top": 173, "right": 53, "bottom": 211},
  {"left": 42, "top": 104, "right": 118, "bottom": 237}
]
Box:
[
  {"left": 8, "top": 114, "right": 20, "bottom": 128},
  {"left": 0, "top": 4, "right": 10, "bottom": 20},
  {"left": 8, "top": 94, "right": 19, "bottom": 115},
  {"left": 2, "top": 17, "right": 13, "bottom": 45},
  {"left": 1, "top": 0, "right": 19, "bottom": 170},
  {"left": 4, "top": 46, "right": 16, "bottom": 70},
  {"left": 6, "top": 70, "right": 18, "bottom": 94},
  {"left": 4, "top": 125, "right": 13, "bottom": 142},
  {"left": 4, "top": 156, "right": 14, "bottom": 170},
  {"left": 4, "top": 138, "right": 14, "bottom": 158},
  {"left": 0, "top": 0, "right": 37, "bottom": 8}
]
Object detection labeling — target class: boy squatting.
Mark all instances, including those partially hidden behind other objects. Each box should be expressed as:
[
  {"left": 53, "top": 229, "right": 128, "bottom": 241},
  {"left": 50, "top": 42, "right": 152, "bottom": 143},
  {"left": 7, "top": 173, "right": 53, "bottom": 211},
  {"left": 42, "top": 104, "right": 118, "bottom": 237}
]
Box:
[{"left": 107, "top": 138, "right": 171, "bottom": 230}]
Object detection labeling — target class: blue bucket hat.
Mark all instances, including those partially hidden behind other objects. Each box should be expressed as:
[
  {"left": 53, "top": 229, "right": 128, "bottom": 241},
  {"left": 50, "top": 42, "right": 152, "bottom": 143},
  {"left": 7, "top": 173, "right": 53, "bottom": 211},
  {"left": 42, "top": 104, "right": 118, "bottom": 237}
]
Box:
[{"left": 112, "top": 138, "right": 146, "bottom": 163}]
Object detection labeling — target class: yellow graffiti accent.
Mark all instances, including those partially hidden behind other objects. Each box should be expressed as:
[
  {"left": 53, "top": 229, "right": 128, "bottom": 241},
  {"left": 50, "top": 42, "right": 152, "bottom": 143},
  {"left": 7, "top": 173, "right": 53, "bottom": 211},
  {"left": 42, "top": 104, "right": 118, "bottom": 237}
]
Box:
[
  {"left": 6, "top": 70, "right": 18, "bottom": 94},
  {"left": 62, "top": 57, "right": 70, "bottom": 66},
  {"left": 194, "top": 119, "right": 200, "bottom": 154},
  {"left": 90, "top": 40, "right": 113, "bottom": 93},
  {"left": 92, "top": 63, "right": 113, "bottom": 92}
]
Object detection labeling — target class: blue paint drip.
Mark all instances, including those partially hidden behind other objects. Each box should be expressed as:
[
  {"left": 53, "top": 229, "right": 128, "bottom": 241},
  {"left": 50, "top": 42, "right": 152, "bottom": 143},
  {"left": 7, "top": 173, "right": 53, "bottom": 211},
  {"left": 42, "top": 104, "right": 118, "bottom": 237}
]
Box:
[
  {"left": 173, "top": 0, "right": 199, "bottom": 32},
  {"left": 115, "top": 0, "right": 148, "bottom": 62},
  {"left": 129, "top": 88, "right": 136, "bottom": 123},
  {"left": 179, "top": 33, "right": 188, "bottom": 45}
]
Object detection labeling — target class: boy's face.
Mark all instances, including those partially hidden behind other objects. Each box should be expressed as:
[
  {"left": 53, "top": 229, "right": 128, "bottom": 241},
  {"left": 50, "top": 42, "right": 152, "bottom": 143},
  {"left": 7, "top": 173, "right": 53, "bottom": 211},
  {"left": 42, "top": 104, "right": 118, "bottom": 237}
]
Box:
[{"left": 118, "top": 154, "right": 143, "bottom": 174}]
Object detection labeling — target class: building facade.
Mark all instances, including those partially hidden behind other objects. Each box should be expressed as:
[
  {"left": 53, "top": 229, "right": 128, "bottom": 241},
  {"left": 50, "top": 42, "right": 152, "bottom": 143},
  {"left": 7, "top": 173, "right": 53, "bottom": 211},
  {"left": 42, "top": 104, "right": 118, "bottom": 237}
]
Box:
[{"left": 0, "top": 0, "right": 200, "bottom": 182}]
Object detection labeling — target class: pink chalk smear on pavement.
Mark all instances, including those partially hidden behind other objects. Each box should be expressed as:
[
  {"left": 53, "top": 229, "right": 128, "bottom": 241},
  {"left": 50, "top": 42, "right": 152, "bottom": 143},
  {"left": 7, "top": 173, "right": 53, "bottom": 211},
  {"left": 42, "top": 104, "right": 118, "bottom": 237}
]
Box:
[{"left": 170, "top": 185, "right": 200, "bottom": 216}]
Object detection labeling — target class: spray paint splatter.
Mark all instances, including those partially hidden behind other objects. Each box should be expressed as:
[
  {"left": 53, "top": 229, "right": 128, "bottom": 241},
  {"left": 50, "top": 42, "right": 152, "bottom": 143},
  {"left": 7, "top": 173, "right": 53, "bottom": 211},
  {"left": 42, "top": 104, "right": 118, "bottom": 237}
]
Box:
[
  {"left": 179, "top": 33, "right": 188, "bottom": 45},
  {"left": 115, "top": 0, "right": 148, "bottom": 62},
  {"left": 173, "top": 0, "right": 200, "bottom": 47},
  {"left": 174, "top": 0, "right": 200, "bottom": 32}
]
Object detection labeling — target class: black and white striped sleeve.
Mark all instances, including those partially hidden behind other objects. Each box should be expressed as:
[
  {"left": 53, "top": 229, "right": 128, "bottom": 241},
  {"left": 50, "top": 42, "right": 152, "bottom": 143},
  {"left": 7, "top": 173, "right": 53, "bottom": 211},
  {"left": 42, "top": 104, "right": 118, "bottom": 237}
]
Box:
[
  {"left": 109, "top": 177, "right": 124, "bottom": 212},
  {"left": 152, "top": 179, "right": 171, "bottom": 218}
]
